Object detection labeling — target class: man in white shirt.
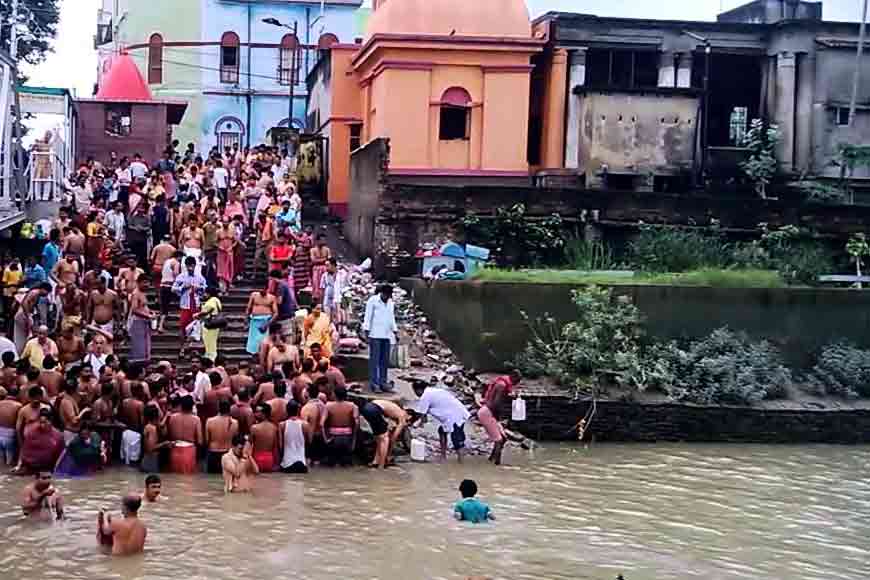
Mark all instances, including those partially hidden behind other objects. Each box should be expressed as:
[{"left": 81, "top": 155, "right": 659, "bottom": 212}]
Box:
[
  {"left": 212, "top": 160, "right": 229, "bottom": 199},
  {"left": 363, "top": 284, "right": 398, "bottom": 393},
  {"left": 192, "top": 355, "right": 214, "bottom": 406},
  {"left": 411, "top": 379, "right": 470, "bottom": 463},
  {"left": 130, "top": 153, "right": 148, "bottom": 181},
  {"left": 105, "top": 201, "right": 127, "bottom": 246}
]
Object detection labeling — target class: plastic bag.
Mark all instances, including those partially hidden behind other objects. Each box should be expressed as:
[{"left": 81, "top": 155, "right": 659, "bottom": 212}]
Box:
[
  {"left": 512, "top": 396, "right": 527, "bottom": 422},
  {"left": 185, "top": 319, "right": 203, "bottom": 342}
]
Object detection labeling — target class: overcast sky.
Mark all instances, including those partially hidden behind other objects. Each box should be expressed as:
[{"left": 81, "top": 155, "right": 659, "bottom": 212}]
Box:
[{"left": 22, "top": 0, "right": 867, "bottom": 98}]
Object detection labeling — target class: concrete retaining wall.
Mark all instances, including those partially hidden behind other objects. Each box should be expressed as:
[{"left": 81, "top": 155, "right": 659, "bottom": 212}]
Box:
[
  {"left": 505, "top": 397, "right": 870, "bottom": 443},
  {"left": 406, "top": 278, "right": 870, "bottom": 371}
]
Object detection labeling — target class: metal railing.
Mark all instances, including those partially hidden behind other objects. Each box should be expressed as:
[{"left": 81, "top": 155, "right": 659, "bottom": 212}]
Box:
[{"left": 27, "top": 143, "right": 68, "bottom": 203}]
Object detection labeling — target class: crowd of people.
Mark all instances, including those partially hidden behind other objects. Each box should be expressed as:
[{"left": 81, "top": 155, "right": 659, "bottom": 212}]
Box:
[{"left": 0, "top": 140, "right": 520, "bottom": 557}]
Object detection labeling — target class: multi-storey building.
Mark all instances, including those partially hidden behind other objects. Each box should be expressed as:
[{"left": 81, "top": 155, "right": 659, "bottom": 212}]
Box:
[{"left": 95, "top": 0, "right": 364, "bottom": 153}]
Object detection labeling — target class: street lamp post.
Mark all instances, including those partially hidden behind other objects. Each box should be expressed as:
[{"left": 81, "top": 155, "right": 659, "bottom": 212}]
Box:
[{"left": 263, "top": 17, "right": 299, "bottom": 148}]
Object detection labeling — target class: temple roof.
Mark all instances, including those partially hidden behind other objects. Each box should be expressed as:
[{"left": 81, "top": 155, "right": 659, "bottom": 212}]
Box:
[{"left": 95, "top": 53, "right": 153, "bottom": 101}]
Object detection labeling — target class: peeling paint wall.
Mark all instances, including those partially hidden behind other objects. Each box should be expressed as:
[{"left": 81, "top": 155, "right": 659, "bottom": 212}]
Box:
[{"left": 578, "top": 91, "right": 700, "bottom": 181}]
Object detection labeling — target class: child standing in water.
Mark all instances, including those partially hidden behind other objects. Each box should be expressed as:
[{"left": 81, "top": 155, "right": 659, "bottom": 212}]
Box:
[{"left": 454, "top": 479, "right": 495, "bottom": 523}]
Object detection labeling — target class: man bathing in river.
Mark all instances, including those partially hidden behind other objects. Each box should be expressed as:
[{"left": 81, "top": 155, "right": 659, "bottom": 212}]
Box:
[
  {"left": 222, "top": 434, "right": 259, "bottom": 493},
  {"left": 205, "top": 400, "right": 239, "bottom": 474},
  {"left": 143, "top": 474, "right": 162, "bottom": 502},
  {"left": 97, "top": 494, "right": 147, "bottom": 555},
  {"left": 21, "top": 471, "right": 64, "bottom": 519}
]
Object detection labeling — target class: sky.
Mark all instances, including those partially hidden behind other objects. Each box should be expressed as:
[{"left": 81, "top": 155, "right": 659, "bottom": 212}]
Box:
[
  {"left": 17, "top": 0, "right": 867, "bottom": 139},
  {"left": 22, "top": 0, "right": 866, "bottom": 98}
]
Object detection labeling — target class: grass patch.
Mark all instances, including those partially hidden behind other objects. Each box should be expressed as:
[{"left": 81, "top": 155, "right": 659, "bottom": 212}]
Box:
[{"left": 471, "top": 268, "right": 787, "bottom": 288}]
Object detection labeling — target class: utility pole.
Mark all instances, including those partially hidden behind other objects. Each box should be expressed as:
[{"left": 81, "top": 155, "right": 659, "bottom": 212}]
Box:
[
  {"left": 9, "top": 0, "right": 24, "bottom": 203},
  {"left": 849, "top": 0, "right": 869, "bottom": 126}
]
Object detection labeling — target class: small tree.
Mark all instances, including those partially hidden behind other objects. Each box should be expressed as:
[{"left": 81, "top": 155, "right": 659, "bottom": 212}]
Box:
[
  {"left": 740, "top": 119, "right": 780, "bottom": 199},
  {"left": 846, "top": 233, "right": 870, "bottom": 288}
]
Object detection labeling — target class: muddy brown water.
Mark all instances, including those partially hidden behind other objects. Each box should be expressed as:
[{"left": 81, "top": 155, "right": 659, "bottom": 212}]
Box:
[{"left": 1, "top": 444, "right": 868, "bottom": 580}]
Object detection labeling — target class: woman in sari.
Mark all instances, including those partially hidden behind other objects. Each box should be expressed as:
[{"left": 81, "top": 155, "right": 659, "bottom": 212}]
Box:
[
  {"left": 245, "top": 287, "right": 277, "bottom": 355},
  {"left": 196, "top": 286, "right": 223, "bottom": 361},
  {"left": 292, "top": 226, "right": 313, "bottom": 293},
  {"left": 310, "top": 235, "right": 331, "bottom": 303},
  {"left": 302, "top": 302, "right": 333, "bottom": 359},
  {"left": 216, "top": 218, "right": 236, "bottom": 294}
]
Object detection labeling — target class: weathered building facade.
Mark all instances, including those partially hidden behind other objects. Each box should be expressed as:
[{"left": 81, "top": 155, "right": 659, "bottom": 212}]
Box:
[{"left": 531, "top": 0, "right": 870, "bottom": 188}]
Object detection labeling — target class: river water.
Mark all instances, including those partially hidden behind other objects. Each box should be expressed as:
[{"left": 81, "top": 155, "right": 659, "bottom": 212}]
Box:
[{"left": 0, "top": 444, "right": 868, "bottom": 580}]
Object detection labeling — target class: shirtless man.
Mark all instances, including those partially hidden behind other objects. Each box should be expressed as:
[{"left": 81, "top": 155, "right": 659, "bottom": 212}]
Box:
[
  {"left": 143, "top": 474, "right": 162, "bottom": 502},
  {"left": 119, "top": 383, "right": 146, "bottom": 432},
  {"left": 205, "top": 400, "right": 238, "bottom": 474},
  {"left": 37, "top": 357, "right": 64, "bottom": 400},
  {"left": 166, "top": 396, "right": 202, "bottom": 474},
  {"left": 222, "top": 434, "right": 259, "bottom": 493},
  {"left": 97, "top": 495, "right": 147, "bottom": 556},
  {"left": 321, "top": 386, "right": 358, "bottom": 467},
  {"left": 59, "top": 283, "right": 87, "bottom": 333},
  {"left": 91, "top": 383, "right": 116, "bottom": 424},
  {"left": 228, "top": 363, "right": 255, "bottom": 396},
  {"left": 63, "top": 227, "right": 86, "bottom": 257},
  {"left": 141, "top": 406, "right": 170, "bottom": 474},
  {"left": 250, "top": 404, "right": 278, "bottom": 472},
  {"left": 267, "top": 336, "right": 299, "bottom": 374},
  {"left": 180, "top": 215, "right": 204, "bottom": 253},
  {"left": 202, "top": 372, "right": 231, "bottom": 420},
  {"left": 21, "top": 472, "right": 64, "bottom": 519},
  {"left": 52, "top": 252, "right": 80, "bottom": 287},
  {"left": 16, "top": 386, "right": 46, "bottom": 443},
  {"left": 57, "top": 381, "right": 88, "bottom": 444},
  {"left": 0, "top": 386, "right": 22, "bottom": 466},
  {"left": 321, "top": 360, "right": 346, "bottom": 401},
  {"left": 81, "top": 264, "right": 109, "bottom": 293},
  {"left": 267, "top": 382, "right": 289, "bottom": 424},
  {"left": 230, "top": 388, "right": 255, "bottom": 436},
  {"left": 57, "top": 326, "right": 86, "bottom": 367},
  {"left": 149, "top": 237, "right": 176, "bottom": 289},
  {"left": 87, "top": 277, "right": 119, "bottom": 338},
  {"left": 250, "top": 372, "right": 277, "bottom": 406},
  {"left": 375, "top": 399, "right": 409, "bottom": 468},
  {"left": 245, "top": 288, "right": 277, "bottom": 353},
  {"left": 300, "top": 383, "right": 326, "bottom": 465}
]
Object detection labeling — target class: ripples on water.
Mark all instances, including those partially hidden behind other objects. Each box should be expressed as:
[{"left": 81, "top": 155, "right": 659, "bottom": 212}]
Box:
[{"left": 0, "top": 444, "right": 869, "bottom": 580}]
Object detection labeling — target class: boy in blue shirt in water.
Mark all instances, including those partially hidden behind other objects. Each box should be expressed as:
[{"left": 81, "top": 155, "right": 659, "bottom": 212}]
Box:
[{"left": 454, "top": 479, "right": 495, "bottom": 523}]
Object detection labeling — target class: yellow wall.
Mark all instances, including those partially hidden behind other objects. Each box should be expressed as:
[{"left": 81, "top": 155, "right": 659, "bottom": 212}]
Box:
[
  {"left": 481, "top": 71, "right": 531, "bottom": 170},
  {"left": 352, "top": 42, "right": 539, "bottom": 172}
]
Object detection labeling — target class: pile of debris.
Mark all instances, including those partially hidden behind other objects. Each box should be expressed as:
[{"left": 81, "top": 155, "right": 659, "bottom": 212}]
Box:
[{"left": 339, "top": 264, "right": 533, "bottom": 458}]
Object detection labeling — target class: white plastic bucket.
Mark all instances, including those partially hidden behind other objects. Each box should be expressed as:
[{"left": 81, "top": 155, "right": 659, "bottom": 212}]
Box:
[{"left": 410, "top": 438, "right": 427, "bottom": 462}]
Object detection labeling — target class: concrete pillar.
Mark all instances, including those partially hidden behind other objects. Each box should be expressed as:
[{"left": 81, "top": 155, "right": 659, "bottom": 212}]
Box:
[
  {"left": 676, "top": 52, "right": 693, "bottom": 88},
  {"left": 541, "top": 49, "right": 568, "bottom": 169},
  {"left": 794, "top": 52, "right": 815, "bottom": 173},
  {"left": 774, "top": 51, "right": 796, "bottom": 172},
  {"left": 564, "top": 48, "right": 587, "bottom": 169},
  {"left": 658, "top": 52, "right": 676, "bottom": 88}
]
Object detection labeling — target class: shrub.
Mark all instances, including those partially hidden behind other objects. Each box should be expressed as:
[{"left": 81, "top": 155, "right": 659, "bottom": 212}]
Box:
[
  {"left": 460, "top": 204, "right": 565, "bottom": 268},
  {"left": 629, "top": 224, "right": 729, "bottom": 273},
  {"left": 650, "top": 328, "right": 792, "bottom": 405},
  {"left": 564, "top": 238, "right": 618, "bottom": 271},
  {"left": 807, "top": 342, "right": 870, "bottom": 398},
  {"left": 513, "top": 286, "right": 646, "bottom": 390}
]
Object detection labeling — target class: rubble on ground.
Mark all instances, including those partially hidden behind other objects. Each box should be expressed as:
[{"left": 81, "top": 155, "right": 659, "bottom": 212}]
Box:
[{"left": 339, "top": 263, "right": 534, "bottom": 458}]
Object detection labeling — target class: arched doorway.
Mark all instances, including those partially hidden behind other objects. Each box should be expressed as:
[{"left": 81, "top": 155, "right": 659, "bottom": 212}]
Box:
[{"left": 214, "top": 116, "right": 245, "bottom": 150}]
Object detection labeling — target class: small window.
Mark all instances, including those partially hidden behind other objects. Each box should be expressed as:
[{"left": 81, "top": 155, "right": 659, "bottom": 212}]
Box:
[
  {"left": 586, "top": 48, "right": 660, "bottom": 89},
  {"left": 837, "top": 107, "right": 851, "bottom": 126},
  {"left": 439, "top": 87, "right": 471, "bottom": 141},
  {"left": 279, "top": 34, "right": 299, "bottom": 86},
  {"left": 729, "top": 106, "right": 748, "bottom": 145},
  {"left": 105, "top": 104, "right": 132, "bottom": 137},
  {"left": 220, "top": 31, "right": 240, "bottom": 84},
  {"left": 148, "top": 33, "right": 163, "bottom": 85},
  {"left": 350, "top": 123, "right": 362, "bottom": 152}
]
